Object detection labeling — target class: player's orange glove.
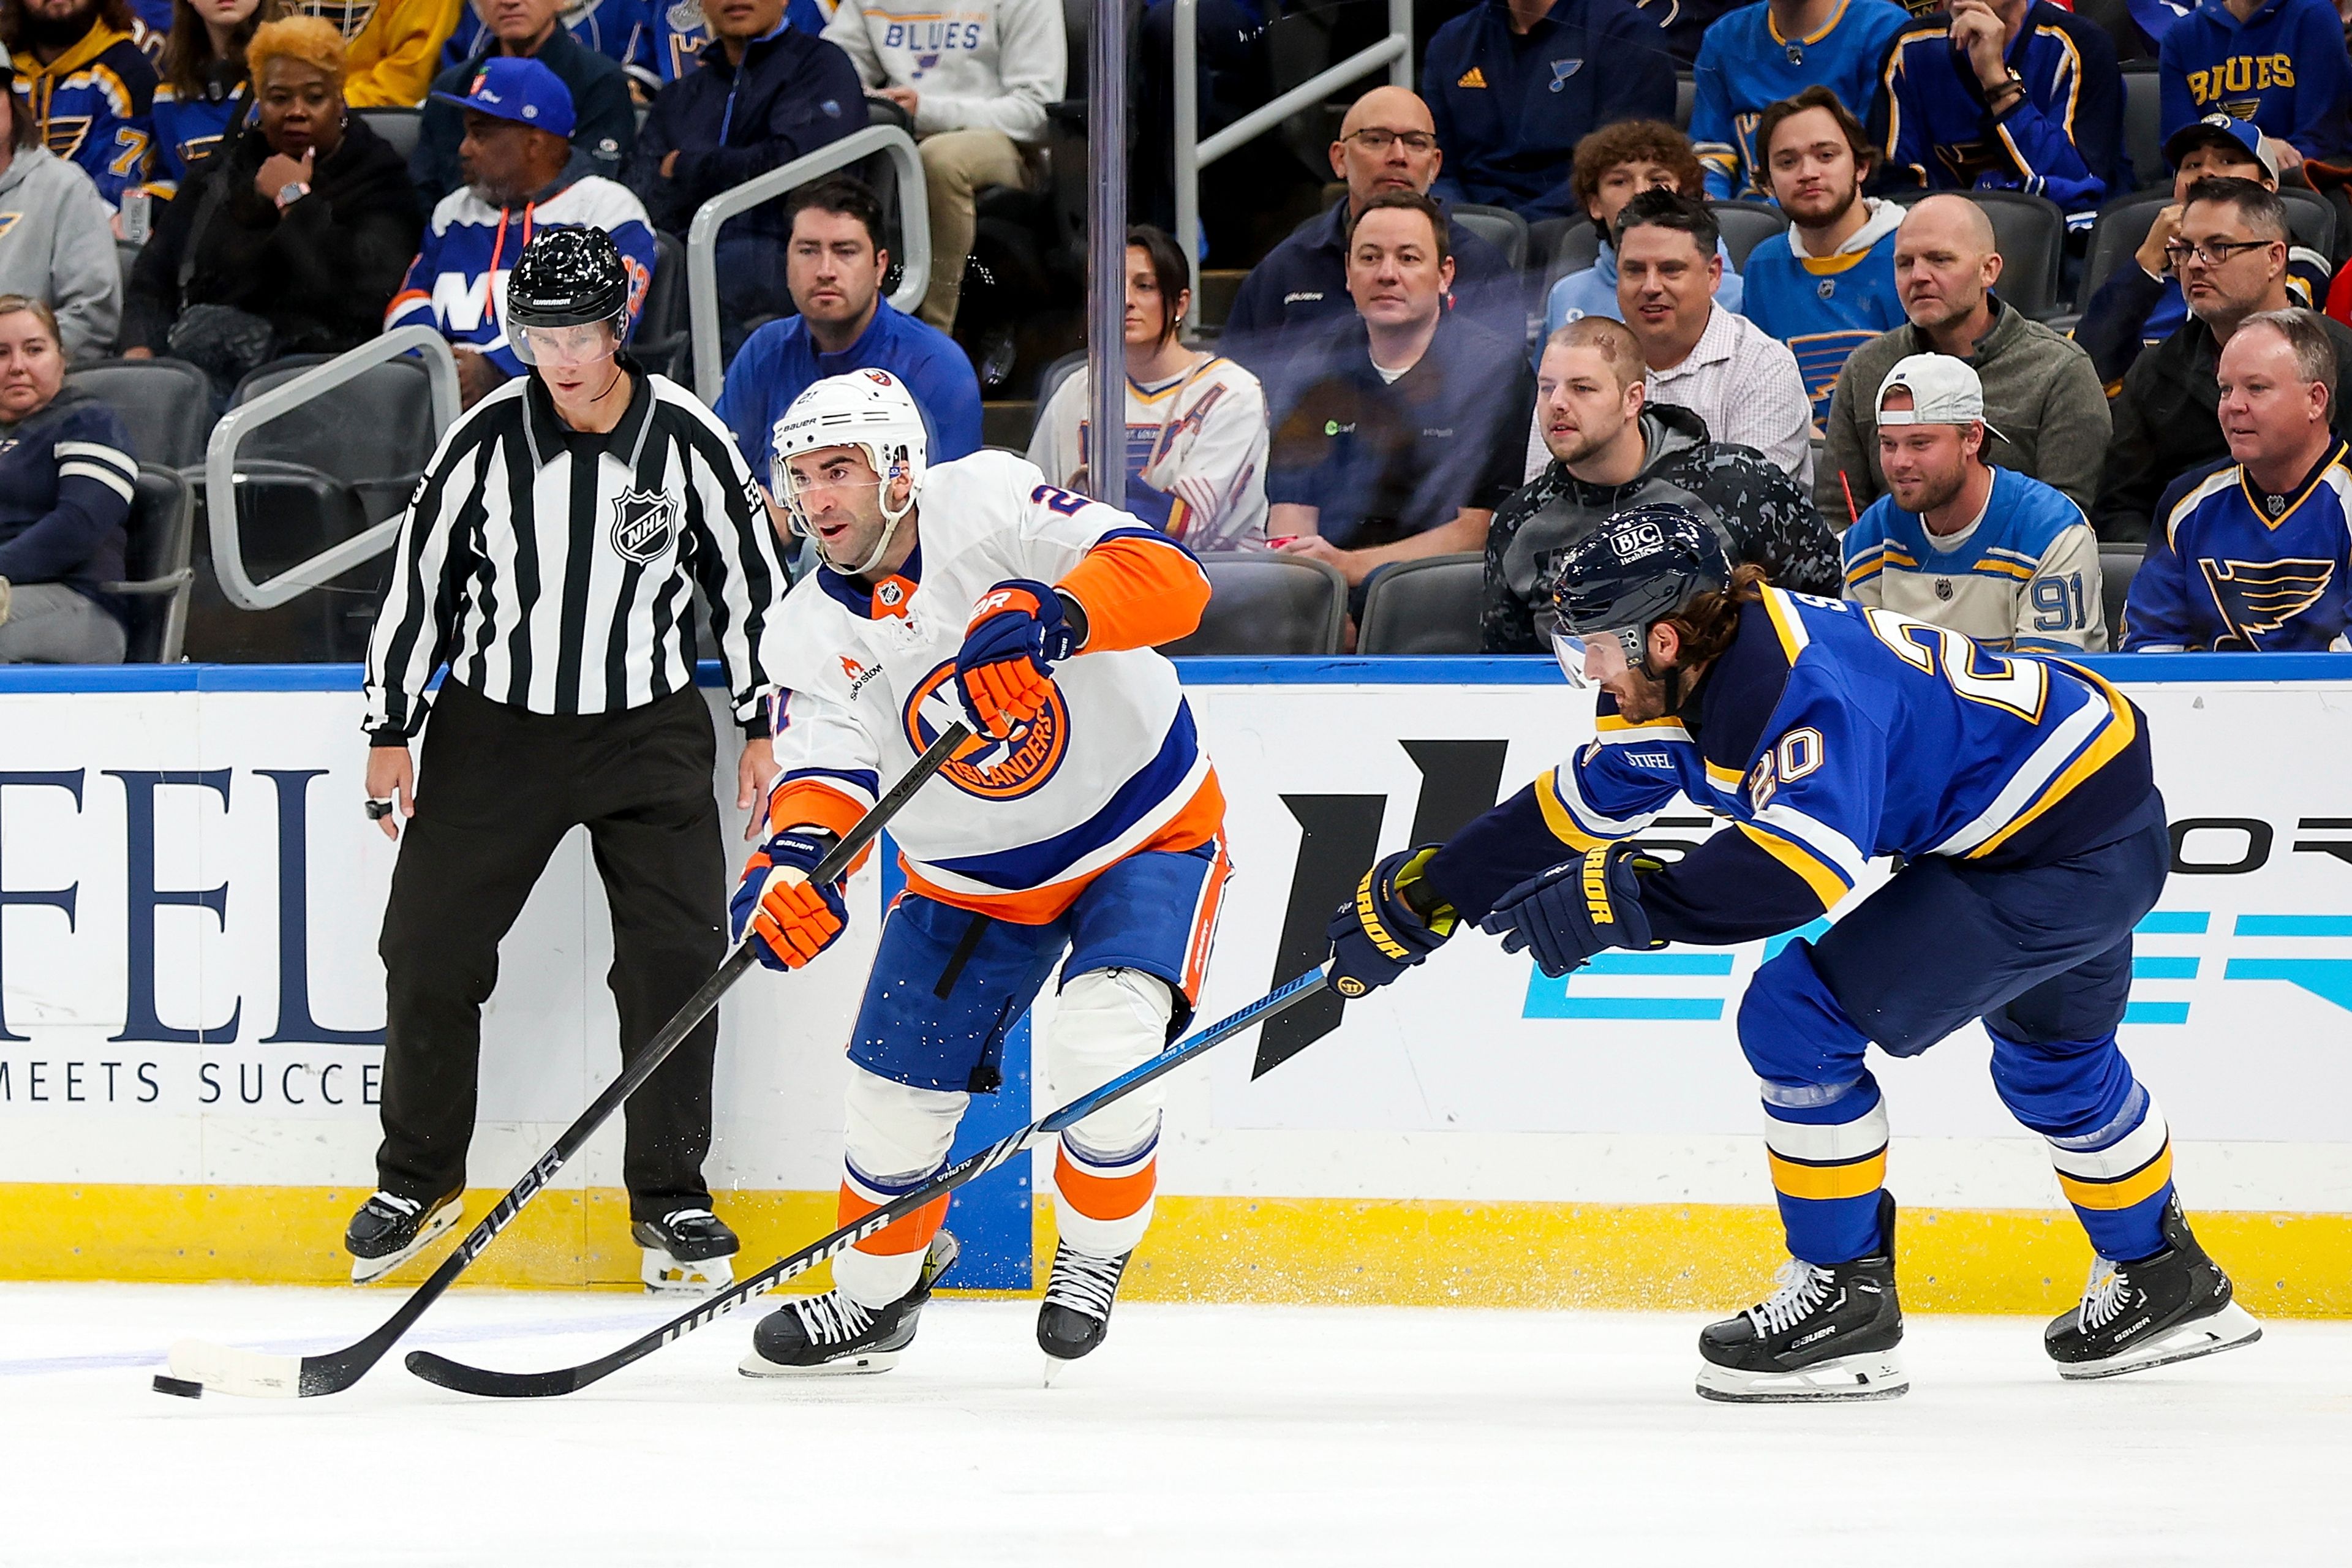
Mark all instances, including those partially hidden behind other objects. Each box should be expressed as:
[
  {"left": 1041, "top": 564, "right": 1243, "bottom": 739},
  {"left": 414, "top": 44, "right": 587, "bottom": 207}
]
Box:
[
  {"left": 729, "top": 832, "right": 848, "bottom": 971},
  {"left": 954, "top": 579, "right": 1077, "bottom": 739}
]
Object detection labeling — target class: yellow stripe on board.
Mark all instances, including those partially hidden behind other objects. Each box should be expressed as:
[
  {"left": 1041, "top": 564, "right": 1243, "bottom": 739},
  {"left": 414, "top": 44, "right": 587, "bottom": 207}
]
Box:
[{"left": 4, "top": 1185, "right": 2351, "bottom": 1319}]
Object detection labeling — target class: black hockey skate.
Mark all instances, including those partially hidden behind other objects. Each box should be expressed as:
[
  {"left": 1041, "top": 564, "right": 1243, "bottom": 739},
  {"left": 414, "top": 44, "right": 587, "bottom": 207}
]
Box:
[
  {"left": 2044, "top": 1197, "right": 2263, "bottom": 1379},
  {"left": 633, "top": 1208, "right": 740, "bottom": 1294},
  {"left": 1037, "top": 1242, "right": 1133, "bottom": 1371},
  {"left": 344, "top": 1189, "right": 461, "bottom": 1284},
  {"left": 739, "top": 1231, "right": 960, "bottom": 1378},
  {"left": 1696, "top": 1192, "right": 1907, "bottom": 1403}
]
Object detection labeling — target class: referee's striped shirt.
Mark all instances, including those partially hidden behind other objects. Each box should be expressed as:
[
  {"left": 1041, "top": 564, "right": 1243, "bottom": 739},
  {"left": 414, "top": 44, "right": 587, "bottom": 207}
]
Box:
[{"left": 364, "top": 362, "right": 788, "bottom": 739}]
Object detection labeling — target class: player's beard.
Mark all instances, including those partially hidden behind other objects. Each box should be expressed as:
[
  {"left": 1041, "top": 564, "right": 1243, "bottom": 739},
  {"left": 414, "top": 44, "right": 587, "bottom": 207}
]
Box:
[
  {"left": 1789, "top": 178, "right": 1859, "bottom": 233},
  {"left": 1891, "top": 463, "right": 1967, "bottom": 517}
]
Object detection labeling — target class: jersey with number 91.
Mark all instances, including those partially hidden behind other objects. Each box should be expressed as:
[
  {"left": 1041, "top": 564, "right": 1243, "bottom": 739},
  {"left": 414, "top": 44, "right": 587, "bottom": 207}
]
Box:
[
  {"left": 761, "top": 449, "right": 1223, "bottom": 924},
  {"left": 1426, "top": 586, "right": 2157, "bottom": 946}
]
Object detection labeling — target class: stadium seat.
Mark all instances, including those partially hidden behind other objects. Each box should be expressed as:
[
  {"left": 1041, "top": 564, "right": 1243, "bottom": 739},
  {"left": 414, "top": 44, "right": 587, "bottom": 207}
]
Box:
[
  {"left": 1355, "top": 552, "right": 1484, "bottom": 654},
  {"left": 1528, "top": 216, "right": 1578, "bottom": 271},
  {"left": 1673, "top": 72, "right": 1695, "bottom": 133},
  {"left": 1163, "top": 554, "right": 1346, "bottom": 655},
  {"left": 1709, "top": 200, "right": 1789, "bottom": 271},
  {"left": 1962, "top": 190, "right": 2067, "bottom": 320},
  {"left": 1452, "top": 203, "right": 1529, "bottom": 272},
  {"left": 105, "top": 464, "right": 197, "bottom": 663},
  {"left": 2120, "top": 64, "right": 2163, "bottom": 195},
  {"left": 1030, "top": 348, "right": 1085, "bottom": 442},
  {"left": 2100, "top": 544, "right": 2143, "bottom": 645},
  {"left": 65, "top": 356, "right": 215, "bottom": 469},
  {"left": 1542, "top": 219, "right": 1604, "bottom": 293},
  {"left": 356, "top": 107, "right": 421, "bottom": 163},
  {"left": 2077, "top": 189, "right": 2337, "bottom": 311},
  {"left": 636, "top": 230, "right": 690, "bottom": 379}
]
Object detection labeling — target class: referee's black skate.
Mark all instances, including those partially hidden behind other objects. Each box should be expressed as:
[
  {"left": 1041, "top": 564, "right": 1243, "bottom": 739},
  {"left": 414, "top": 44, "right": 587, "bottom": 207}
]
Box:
[
  {"left": 2045, "top": 1197, "right": 2262, "bottom": 1379},
  {"left": 344, "top": 1189, "right": 461, "bottom": 1284},
  {"left": 739, "top": 1231, "right": 959, "bottom": 1378},
  {"left": 1037, "top": 1242, "right": 1133, "bottom": 1375},
  {"left": 1696, "top": 1192, "right": 1907, "bottom": 1403},
  {"left": 633, "top": 1208, "right": 739, "bottom": 1295}
]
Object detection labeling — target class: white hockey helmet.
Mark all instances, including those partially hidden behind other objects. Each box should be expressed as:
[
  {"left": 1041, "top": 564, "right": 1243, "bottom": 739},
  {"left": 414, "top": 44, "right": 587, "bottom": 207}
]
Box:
[{"left": 771, "top": 369, "right": 929, "bottom": 575}]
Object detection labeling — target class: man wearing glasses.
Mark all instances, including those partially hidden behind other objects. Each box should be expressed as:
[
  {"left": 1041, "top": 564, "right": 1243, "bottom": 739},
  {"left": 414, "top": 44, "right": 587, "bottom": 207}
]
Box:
[
  {"left": 2094, "top": 178, "right": 2352, "bottom": 544},
  {"left": 1223, "top": 85, "right": 1518, "bottom": 363}
]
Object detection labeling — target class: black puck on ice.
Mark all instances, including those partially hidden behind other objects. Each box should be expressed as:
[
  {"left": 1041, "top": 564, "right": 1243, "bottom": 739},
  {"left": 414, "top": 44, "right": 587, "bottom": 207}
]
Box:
[{"left": 152, "top": 1374, "right": 203, "bottom": 1400}]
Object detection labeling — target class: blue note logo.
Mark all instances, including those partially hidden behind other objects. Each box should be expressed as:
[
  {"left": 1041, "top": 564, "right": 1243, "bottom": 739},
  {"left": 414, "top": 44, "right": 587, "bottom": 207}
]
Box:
[{"left": 2198, "top": 556, "right": 2334, "bottom": 649}]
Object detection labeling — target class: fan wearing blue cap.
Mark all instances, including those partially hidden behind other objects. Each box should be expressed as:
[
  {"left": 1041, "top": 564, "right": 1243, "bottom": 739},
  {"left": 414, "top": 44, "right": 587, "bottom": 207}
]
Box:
[{"left": 2073, "top": 111, "right": 2329, "bottom": 386}]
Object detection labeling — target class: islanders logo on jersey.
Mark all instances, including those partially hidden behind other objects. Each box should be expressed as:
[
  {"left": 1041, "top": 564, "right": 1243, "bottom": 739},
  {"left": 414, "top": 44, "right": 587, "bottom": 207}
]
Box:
[{"left": 903, "top": 660, "right": 1070, "bottom": 801}]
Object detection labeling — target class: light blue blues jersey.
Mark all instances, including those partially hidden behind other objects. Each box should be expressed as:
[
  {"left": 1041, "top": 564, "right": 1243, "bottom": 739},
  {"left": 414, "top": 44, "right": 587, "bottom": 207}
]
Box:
[
  {"left": 1738, "top": 197, "right": 1906, "bottom": 424},
  {"left": 1844, "top": 464, "right": 2107, "bottom": 651},
  {"left": 1689, "top": 0, "right": 1912, "bottom": 199}
]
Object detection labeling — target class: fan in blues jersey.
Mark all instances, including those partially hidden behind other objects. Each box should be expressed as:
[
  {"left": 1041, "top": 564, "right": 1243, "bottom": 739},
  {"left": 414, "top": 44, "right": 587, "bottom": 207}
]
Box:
[
  {"left": 2158, "top": 0, "right": 2352, "bottom": 165},
  {"left": 1739, "top": 86, "right": 1906, "bottom": 426},
  {"left": 1688, "top": 0, "right": 1910, "bottom": 200},
  {"left": 441, "top": 0, "right": 660, "bottom": 90},
  {"left": 1329, "top": 500, "right": 2262, "bottom": 1400},
  {"left": 4, "top": 0, "right": 159, "bottom": 209},
  {"left": 148, "top": 0, "right": 277, "bottom": 195},
  {"left": 2126, "top": 307, "right": 2352, "bottom": 650}
]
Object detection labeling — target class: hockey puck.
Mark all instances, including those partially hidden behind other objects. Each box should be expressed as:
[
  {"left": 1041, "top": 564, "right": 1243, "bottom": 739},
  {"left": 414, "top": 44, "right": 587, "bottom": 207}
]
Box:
[{"left": 151, "top": 1374, "right": 203, "bottom": 1400}]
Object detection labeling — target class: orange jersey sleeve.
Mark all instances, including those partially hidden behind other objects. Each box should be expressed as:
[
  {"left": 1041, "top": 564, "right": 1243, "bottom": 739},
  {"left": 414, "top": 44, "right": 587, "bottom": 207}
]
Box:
[
  {"left": 764, "top": 780, "right": 875, "bottom": 875},
  {"left": 1055, "top": 535, "right": 1210, "bottom": 653}
]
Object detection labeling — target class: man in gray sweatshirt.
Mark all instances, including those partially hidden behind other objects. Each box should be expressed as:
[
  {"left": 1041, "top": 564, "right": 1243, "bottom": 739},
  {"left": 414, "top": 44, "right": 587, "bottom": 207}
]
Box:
[{"left": 0, "top": 56, "right": 122, "bottom": 362}]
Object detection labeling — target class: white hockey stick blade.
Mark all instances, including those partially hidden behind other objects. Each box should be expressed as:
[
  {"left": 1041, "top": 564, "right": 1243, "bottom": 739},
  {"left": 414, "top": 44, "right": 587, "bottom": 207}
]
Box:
[{"left": 166, "top": 1338, "right": 305, "bottom": 1399}]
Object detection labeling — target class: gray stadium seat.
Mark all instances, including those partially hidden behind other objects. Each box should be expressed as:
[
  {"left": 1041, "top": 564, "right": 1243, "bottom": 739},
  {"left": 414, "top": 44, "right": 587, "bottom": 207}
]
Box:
[
  {"left": 1163, "top": 554, "right": 1346, "bottom": 655},
  {"left": 2120, "top": 64, "right": 2164, "bottom": 195},
  {"left": 1528, "top": 216, "right": 1579, "bottom": 271},
  {"left": 2100, "top": 545, "right": 2143, "bottom": 646},
  {"left": 231, "top": 356, "right": 437, "bottom": 523},
  {"left": 1709, "top": 200, "right": 1789, "bottom": 271},
  {"left": 105, "top": 465, "right": 197, "bottom": 663},
  {"left": 356, "top": 107, "right": 421, "bottom": 162},
  {"left": 1543, "top": 219, "right": 1604, "bottom": 293},
  {"left": 1674, "top": 72, "right": 1695, "bottom": 133},
  {"left": 66, "top": 356, "right": 215, "bottom": 469},
  {"left": 1959, "top": 190, "right": 2068, "bottom": 320},
  {"left": 2077, "top": 189, "right": 2338, "bottom": 311},
  {"left": 636, "top": 230, "right": 690, "bottom": 379},
  {"left": 1030, "top": 348, "right": 1085, "bottom": 443},
  {"left": 1452, "top": 203, "right": 1529, "bottom": 272},
  {"left": 1355, "top": 552, "right": 1485, "bottom": 654}
]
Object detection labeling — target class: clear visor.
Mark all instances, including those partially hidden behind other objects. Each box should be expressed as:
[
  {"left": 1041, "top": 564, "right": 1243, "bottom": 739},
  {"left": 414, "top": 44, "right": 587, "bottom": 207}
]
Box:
[
  {"left": 511, "top": 316, "right": 623, "bottom": 369},
  {"left": 775, "top": 454, "right": 891, "bottom": 537},
  {"left": 1550, "top": 625, "right": 1642, "bottom": 688}
]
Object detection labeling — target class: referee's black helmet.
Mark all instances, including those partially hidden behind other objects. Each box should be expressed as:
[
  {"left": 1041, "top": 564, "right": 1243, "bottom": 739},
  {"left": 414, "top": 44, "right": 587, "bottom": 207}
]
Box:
[
  {"left": 506, "top": 228, "right": 630, "bottom": 364},
  {"left": 1548, "top": 502, "right": 1732, "bottom": 685}
]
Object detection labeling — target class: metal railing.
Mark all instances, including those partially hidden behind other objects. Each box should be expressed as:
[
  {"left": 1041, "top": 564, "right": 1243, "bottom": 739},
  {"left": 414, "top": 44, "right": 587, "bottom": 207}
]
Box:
[
  {"left": 687, "top": 124, "right": 930, "bottom": 404},
  {"left": 1174, "top": 0, "right": 1414, "bottom": 330},
  {"left": 204, "top": 326, "right": 460, "bottom": 612}
]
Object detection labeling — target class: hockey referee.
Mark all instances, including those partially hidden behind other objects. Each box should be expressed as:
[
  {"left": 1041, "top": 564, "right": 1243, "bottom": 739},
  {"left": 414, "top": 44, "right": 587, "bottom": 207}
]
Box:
[{"left": 352, "top": 227, "right": 788, "bottom": 1292}]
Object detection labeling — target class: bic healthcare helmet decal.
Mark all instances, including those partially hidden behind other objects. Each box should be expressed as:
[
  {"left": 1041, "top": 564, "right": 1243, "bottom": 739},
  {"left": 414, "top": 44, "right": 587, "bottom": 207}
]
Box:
[{"left": 902, "top": 660, "right": 1070, "bottom": 801}]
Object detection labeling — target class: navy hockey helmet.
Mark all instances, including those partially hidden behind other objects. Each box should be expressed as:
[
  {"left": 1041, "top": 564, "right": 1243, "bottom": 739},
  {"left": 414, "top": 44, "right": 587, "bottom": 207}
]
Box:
[
  {"left": 505, "top": 227, "right": 630, "bottom": 366},
  {"left": 1548, "top": 501, "right": 1733, "bottom": 688}
]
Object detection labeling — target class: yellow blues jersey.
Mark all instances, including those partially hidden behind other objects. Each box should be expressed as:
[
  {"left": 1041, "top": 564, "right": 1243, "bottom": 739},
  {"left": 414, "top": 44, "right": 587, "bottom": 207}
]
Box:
[
  {"left": 1422, "top": 585, "right": 2154, "bottom": 944},
  {"left": 2123, "top": 442, "right": 2352, "bottom": 651},
  {"left": 1689, "top": 0, "right": 1912, "bottom": 200},
  {"left": 764, "top": 450, "right": 1222, "bottom": 924},
  {"left": 1737, "top": 198, "right": 1907, "bottom": 425},
  {"left": 10, "top": 24, "right": 156, "bottom": 209},
  {"left": 1844, "top": 464, "right": 2106, "bottom": 652}
]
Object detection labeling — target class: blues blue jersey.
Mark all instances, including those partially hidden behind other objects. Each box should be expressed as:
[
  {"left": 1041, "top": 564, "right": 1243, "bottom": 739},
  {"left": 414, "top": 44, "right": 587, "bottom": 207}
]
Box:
[
  {"left": 2124, "top": 442, "right": 2352, "bottom": 650},
  {"left": 1424, "top": 586, "right": 2153, "bottom": 944},
  {"left": 1736, "top": 198, "right": 1905, "bottom": 423},
  {"left": 2158, "top": 0, "right": 2352, "bottom": 162},
  {"left": 1690, "top": 0, "right": 1911, "bottom": 199},
  {"left": 10, "top": 24, "right": 157, "bottom": 209},
  {"left": 1880, "top": 0, "right": 2128, "bottom": 214},
  {"left": 148, "top": 84, "right": 244, "bottom": 193},
  {"left": 442, "top": 0, "right": 663, "bottom": 86}
]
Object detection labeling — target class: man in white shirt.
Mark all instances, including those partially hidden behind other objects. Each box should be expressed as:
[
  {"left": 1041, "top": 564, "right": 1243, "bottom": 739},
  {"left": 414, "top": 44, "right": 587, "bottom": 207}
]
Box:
[
  {"left": 824, "top": 0, "right": 1066, "bottom": 333},
  {"left": 1615, "top": 187, "right": 1814, "bottom": 486}
]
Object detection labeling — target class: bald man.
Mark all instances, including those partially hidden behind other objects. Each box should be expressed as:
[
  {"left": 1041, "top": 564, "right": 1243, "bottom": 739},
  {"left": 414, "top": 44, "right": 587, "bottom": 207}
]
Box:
[
  {"left": 1818, "top": 194, "right": 2109, "bottom": 520},
  {"left": 1223, "top": 85, "right": 1517, "bottom": 368}
]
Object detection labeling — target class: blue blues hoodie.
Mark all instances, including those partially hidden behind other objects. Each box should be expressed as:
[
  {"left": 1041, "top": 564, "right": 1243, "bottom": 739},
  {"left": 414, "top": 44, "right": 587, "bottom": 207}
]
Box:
[{"left": 2158, "top": 0, "right": 2352, "bottom": 161}]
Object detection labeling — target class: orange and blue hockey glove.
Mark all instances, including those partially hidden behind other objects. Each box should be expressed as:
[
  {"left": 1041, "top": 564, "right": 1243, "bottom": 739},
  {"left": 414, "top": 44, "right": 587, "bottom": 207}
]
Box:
[
  {"left": 954, "top": 578, "right": 1079, "bottom": 739},
  {"left": 730, "top": 831, "right": 849, "bottom": 971}
]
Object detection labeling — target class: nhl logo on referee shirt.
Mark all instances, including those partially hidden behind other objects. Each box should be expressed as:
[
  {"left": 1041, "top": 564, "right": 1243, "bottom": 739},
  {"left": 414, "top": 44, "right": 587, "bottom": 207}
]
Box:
[{"left": 609, "top": 488, "right": 679, "bottom": 564}]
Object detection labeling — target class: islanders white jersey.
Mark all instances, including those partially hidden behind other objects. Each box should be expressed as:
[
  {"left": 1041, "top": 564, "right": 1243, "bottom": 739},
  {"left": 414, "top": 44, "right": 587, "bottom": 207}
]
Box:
[{"left": 764, "top": 450, "right": 1221, "bottom": 922}]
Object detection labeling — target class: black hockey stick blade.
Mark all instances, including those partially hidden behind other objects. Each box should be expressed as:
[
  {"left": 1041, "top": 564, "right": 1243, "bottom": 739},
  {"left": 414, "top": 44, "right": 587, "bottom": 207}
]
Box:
[
  {"left": 404, "top": 966, "right": 1330, "bottom": 1398},
  {"left": 162, "top": 722, "right": 971, "bottom": 1401}
]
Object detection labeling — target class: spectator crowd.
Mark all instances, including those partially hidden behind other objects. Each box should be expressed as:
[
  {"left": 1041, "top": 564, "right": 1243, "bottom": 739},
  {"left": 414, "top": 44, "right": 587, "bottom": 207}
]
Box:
[{"left": 9, "top": 0, "right": 2352, "bottom": 663}]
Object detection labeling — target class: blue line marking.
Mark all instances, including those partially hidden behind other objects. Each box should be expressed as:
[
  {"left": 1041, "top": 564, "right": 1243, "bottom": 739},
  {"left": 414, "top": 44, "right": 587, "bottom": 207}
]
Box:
[
  {"left": 2123, "top": 1001, "right": 2191, "bottom": 1025},
  {"left": 2135, "top": 911, "right": 2211, "bottom": 935},
  {"left": 2233, "top": 915, "right": 2352, "bottom": 937},
  {"left": 2132, "top": 957, "right": 2198, "bottom": 979}
]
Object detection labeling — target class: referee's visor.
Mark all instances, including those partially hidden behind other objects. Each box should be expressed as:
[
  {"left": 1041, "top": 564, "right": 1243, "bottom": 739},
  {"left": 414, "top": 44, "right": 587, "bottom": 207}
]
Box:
[{"left": 511, "top": 314, "right": 624, "bottom": 369}]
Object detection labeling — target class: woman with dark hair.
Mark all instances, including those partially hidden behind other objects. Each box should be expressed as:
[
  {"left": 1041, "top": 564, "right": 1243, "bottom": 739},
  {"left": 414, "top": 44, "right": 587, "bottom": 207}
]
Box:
[
  {"left": 150, "top": 0, "right": 283, "bottom": 194},
  {"left": 0, "top": 55, "right": 122, "bottom": 356},
  {"left": 1027, "top": 223, "right": 1269, "bottom": 551},
  {"left": 121, "top": 13, "right": 418, "bottom": 390}
]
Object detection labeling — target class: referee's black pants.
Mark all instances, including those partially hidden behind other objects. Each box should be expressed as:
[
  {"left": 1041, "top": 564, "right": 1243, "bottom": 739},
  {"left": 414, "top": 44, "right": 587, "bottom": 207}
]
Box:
[{"left": 375, "top": 680, "right": 728, "bottom": 1223}]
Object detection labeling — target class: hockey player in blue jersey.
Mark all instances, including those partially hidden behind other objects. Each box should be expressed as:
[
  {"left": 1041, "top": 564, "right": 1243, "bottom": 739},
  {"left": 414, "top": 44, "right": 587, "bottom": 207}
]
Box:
[
  {"left": 1329, "top": 502, "right": 2262, "bottom": 1401},
  {"left": 2126, "top": 307, "right": 2352, "bottom": 650},
  {"left": 2158, "top": 0, "right": 2352, "bottom": 166},
  {"left": 1688, "top": 0, "right": 1910, "bottom": 200}
]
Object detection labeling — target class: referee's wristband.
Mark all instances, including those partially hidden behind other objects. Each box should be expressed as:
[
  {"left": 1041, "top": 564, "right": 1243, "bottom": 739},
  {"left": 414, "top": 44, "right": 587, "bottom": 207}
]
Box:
[{"left": 368, "top": 726, "right": 410, "bottom": 748}]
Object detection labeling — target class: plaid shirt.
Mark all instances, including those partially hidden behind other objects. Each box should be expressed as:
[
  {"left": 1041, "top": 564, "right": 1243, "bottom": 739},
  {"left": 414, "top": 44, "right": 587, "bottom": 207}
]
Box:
[{"left": 1647, "top": 304, "right": 1815, "bottom": 491}]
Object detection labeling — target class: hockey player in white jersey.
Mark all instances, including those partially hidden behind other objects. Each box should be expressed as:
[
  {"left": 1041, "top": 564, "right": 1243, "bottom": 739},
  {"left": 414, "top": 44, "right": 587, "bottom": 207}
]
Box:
[{"left": 731, "top": 369, "right": 1229, "bottom": 1376}]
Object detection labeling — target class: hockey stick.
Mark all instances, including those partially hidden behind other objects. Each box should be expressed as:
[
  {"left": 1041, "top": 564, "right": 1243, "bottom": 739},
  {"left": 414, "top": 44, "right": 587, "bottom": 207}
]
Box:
[
  {"left": 157, "top": 720, "right": 974, "bottom": 1401},
  {"left": 403, "top": 965, "right": 1332, "bottom": 1398}
]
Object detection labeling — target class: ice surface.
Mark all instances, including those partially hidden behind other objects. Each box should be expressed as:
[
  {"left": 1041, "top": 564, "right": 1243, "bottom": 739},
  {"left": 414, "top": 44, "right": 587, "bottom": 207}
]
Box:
[{"left": 2, "top": 1282, "right": 2345, "bottom": 1566}]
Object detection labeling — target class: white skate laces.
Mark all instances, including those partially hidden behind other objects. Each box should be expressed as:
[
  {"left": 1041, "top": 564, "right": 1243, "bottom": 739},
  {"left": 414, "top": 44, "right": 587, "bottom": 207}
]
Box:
[
  {"left": 658, "top": 1207, "right": 715, "bottom": 1231},
  {"left": 790, "top": 1292, "right": 877, "bottom": 1346},
  {"left": 2078, "top": 1259, "right": 2132, "bottom": 1330},
  {"left": 1747, "top": 1259, "right": 1834, "bottom": 1336},
  {"left": 1044, "top": 1247, "right": 1125, "bottom": 1323},
  {"left": 369, "top": 1191, "right": 423, "bottom": 1218}
]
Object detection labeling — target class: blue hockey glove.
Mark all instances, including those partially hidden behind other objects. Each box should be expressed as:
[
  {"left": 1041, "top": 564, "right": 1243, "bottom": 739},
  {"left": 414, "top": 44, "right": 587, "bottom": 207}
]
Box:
[
  {"left": 730, "top": 831, "right": 850, "bottom": 971},
  {"left": 1482, "top": 843, "right": 1659, "bottom": 978},
  {"left": 954, "top": 578, "right": 1078, "bottom": 739},
  {"left": 1326, "top": 846, "right": 1458, "bottom": 997}
]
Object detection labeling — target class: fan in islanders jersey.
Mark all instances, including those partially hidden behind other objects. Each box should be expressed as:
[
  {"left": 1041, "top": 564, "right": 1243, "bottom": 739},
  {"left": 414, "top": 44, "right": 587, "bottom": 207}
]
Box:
[
  {"left": 729, "top": 369, "right": 1228, "bottom": 1377},
  {"left": 1327, "top": 503, "right": 2261, "bottom": 1403}
]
